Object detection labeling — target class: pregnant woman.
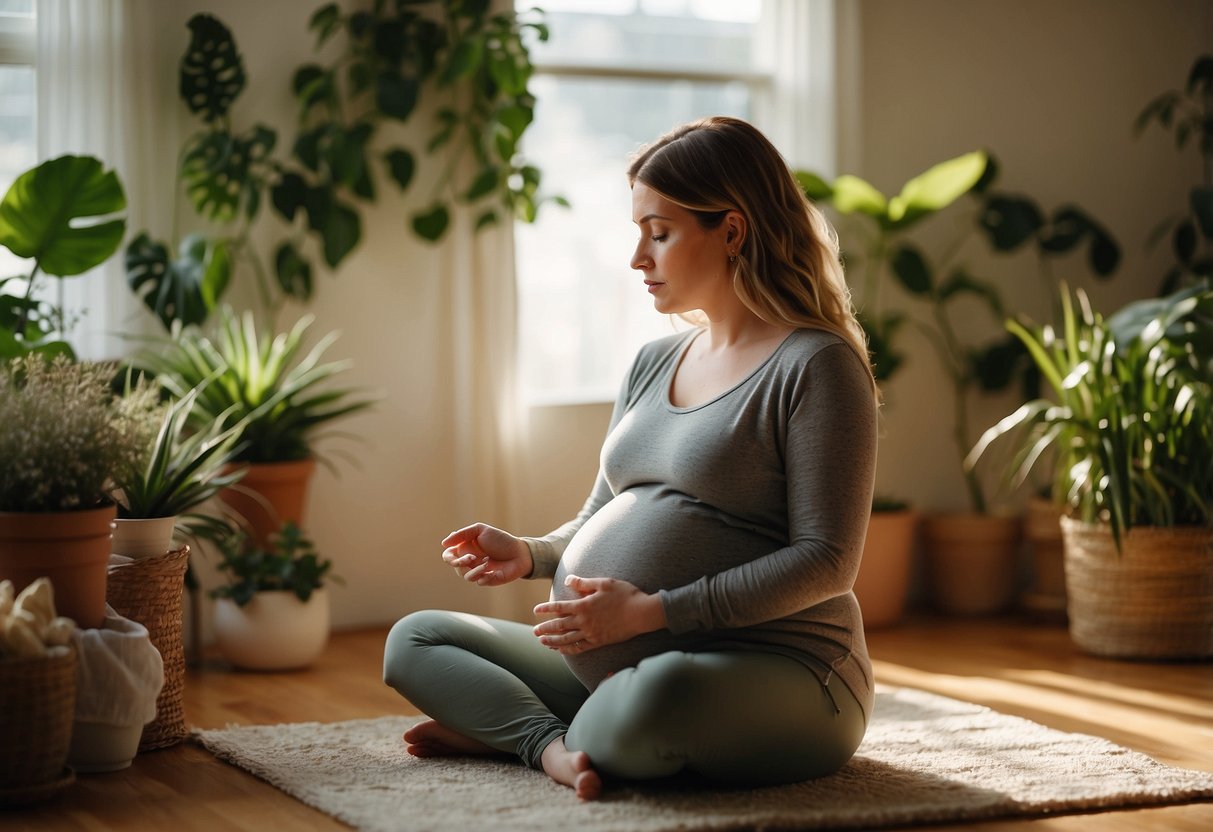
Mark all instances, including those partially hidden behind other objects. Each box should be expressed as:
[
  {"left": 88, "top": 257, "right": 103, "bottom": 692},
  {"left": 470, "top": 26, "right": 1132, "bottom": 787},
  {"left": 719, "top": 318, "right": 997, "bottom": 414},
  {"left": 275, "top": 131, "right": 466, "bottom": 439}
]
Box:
[{"left": 383, "top": 116, "right": 878, "bottom": 800}]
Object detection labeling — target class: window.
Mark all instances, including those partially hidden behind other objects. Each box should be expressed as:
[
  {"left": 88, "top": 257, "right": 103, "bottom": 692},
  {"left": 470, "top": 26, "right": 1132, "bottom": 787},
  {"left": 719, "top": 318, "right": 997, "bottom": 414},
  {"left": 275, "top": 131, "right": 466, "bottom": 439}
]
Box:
[
  {"left": 514, "top": 0, "right": 770, "bottom": 404},
  {"left": 0, "top": 0, "right": 36, "bottom": 290}
]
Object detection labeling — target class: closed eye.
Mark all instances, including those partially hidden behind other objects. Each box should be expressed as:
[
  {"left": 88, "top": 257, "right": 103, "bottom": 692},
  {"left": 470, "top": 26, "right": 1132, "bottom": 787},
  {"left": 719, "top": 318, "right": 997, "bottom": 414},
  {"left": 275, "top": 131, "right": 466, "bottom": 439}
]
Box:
[{"left": 651, "top": 234, "right": 667, "bottom": 242}]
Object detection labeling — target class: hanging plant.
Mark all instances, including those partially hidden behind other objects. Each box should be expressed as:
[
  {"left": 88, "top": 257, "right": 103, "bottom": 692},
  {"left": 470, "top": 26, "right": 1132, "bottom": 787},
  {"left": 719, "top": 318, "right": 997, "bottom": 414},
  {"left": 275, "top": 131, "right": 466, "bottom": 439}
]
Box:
[{"left": 279, "top": 0, "right": 558, "bottom": 247}]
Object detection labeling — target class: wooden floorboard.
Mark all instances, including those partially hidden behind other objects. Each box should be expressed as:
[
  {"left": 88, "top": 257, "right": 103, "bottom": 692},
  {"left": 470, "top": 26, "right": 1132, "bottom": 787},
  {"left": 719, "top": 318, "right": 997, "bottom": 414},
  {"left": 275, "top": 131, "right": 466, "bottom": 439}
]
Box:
[{"left": 4, "top": 614, "right": 1211, "bottom": 831}]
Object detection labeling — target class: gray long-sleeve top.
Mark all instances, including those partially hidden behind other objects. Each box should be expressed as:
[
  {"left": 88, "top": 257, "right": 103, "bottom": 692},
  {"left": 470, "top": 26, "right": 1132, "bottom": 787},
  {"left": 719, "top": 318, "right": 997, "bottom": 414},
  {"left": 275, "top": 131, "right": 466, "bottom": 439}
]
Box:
[{"left": 524, "top": 327, "right": 878, "bottom": 718}]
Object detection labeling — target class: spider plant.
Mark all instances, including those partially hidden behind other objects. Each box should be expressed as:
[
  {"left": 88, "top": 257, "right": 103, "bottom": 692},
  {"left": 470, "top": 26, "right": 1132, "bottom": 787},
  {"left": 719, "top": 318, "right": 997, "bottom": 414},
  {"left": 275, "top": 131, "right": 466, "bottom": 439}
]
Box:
[
  {"left": 966, "top": 280, "right": 1213, "bottom": 549},
  {"left": 132, "top": 305, "right": 372, "bottom": 464},
  {"left": 111, "top": 378, "right": 248, "bottom": 519}
]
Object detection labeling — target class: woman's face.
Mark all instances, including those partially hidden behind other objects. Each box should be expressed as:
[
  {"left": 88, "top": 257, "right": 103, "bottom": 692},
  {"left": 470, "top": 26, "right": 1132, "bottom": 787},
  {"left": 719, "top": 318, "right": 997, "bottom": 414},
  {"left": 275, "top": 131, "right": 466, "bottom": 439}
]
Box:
[{"left": 630, "top": 181, "right": 735, "bottom": 316}]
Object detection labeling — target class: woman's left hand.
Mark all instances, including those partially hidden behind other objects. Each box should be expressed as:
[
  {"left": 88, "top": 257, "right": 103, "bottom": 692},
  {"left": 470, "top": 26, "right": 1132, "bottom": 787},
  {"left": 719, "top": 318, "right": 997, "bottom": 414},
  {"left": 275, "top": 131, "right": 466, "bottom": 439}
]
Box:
[{"left": 533, "top": 575, "right": 667, "bottom": 654}]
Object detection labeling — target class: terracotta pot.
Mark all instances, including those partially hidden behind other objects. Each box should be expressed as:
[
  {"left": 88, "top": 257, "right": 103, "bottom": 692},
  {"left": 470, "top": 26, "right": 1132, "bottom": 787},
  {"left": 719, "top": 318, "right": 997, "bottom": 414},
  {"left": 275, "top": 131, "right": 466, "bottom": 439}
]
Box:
[
  {"left": 922, "top": 512, "right": 1022, "bottom": 616},
  {"left": 0, "top": 505, "right": 117, "bottom": 629},
  {"left": 1022, "top": 497, "right": 1066, "bottom": 620},
  {"left": 854, "top": 509, "right": 918, "bottom": 628},
  {"left": 219, "top": 459, "right": 316, "bottom": 547},
  {"left": 111, "top": 516, "right": 178, "bottom": 560},
  {"left": 213, "top": 587, "right": 330, "bottom": 671}
]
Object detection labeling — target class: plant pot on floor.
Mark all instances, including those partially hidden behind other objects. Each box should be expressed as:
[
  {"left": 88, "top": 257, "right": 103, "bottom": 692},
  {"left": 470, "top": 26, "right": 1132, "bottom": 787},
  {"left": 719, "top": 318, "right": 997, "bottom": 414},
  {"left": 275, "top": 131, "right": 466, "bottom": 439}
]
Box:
[
  {"left": 219, "top": 459, "right": 316, "bottom": 549},
  {"left": 1060, "top": 518, "right": 1213, "bottom": 659},
  {"left": 922, "top": 512, "right": 1022, "bottom": 616},
  {"left": 1022, "top": 497, "right": 1066, "bottom": 621},
  {"left": 0, "top": 505, "right": 116, "bottom": 630},
  {"left": 854, "top": 509, "right": 918, "bottom": 628},
  {"left": 213, "top": 587, "right": 329, "bottom": 671},
  {"left": 0, "top": 646, "right": 76, "bottom": 805}
]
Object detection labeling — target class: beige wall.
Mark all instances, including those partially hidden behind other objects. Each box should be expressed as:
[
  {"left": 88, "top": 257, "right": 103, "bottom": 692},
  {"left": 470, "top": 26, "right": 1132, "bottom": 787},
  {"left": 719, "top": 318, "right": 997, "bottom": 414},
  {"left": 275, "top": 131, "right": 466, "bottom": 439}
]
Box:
[{"left": 150, "top": 0, "right": 1211, "bottom": 635}]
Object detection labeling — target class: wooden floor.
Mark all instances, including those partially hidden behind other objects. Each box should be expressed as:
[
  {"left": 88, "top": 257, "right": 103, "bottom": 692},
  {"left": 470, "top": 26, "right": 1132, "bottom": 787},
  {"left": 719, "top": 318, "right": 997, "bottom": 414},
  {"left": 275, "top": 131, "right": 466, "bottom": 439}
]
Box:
[{"left": 6, "top": 615, "right": 1212, "bottom": 831}]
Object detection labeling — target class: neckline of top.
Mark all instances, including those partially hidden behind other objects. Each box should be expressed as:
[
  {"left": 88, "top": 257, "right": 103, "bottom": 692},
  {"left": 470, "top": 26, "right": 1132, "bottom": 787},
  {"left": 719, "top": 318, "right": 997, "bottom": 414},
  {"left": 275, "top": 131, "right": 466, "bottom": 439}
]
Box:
[{"left": 664, "top": 328, "right": 800, "bottom": 413}]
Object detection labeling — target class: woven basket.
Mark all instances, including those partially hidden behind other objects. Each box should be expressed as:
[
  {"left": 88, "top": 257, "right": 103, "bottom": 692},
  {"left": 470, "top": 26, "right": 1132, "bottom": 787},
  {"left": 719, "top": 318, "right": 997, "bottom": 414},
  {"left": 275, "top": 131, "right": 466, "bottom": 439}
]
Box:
[
  {"left": 1060, "top": 518, "right": 1213, "bottom": 659},
  {"left": 106, "top": 545, "right": 190, "bottom": 750},
  {"left": 0, "top": 647, "right": 76, "bottom": 794}
]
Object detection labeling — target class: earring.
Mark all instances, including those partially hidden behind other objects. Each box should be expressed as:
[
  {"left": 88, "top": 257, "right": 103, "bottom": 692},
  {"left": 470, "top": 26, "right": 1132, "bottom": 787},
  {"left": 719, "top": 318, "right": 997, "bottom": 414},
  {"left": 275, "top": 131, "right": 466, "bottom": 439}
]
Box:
[{"left": 728, "top": 253, "right": 738, "bottom": 264}]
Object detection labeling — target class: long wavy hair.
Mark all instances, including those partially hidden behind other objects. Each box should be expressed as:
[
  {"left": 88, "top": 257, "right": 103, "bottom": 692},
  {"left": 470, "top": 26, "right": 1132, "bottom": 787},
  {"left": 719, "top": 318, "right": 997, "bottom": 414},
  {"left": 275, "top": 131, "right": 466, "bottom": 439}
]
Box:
[{"left": 627, "top": 116, "right": 875, "bottom": 391}]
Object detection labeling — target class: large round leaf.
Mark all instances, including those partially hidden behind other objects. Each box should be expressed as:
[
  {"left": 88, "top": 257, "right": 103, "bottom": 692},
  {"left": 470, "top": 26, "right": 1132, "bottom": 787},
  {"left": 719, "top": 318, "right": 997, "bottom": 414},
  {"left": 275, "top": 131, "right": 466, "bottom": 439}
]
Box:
[
  {"left": 126, "top": 232, "right": 231, "bottom": 330},
  {"left": 0, "top": 155, "right": 126, "bottom": 277},
  {"left": 887, "top": 150, "right": 987, "bottom": 228}
]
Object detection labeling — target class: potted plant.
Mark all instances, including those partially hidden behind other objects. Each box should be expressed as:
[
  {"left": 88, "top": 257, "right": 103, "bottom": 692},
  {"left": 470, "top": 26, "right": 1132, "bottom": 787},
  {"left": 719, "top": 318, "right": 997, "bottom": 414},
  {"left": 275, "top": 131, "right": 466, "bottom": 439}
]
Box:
[
  {"left": 800, "top": 151, "right": 1121, "bottom": 616},
  {"left": 210, "top": 521, "right": 339, "bottom": 670},
  {"left": 132, "top": 305, "right": 372, "bottom": 548},
  {"left": 0, "top": 356, "right": 155, "bottom": 629},
  {"left": 109, "top": 379, "right": 248, "bottom": 559},
  {"left": 967, "top": 281, "right": 1213, "bottom": 658},
  {"left": 0, "top": 154, "right": 126, "bottom": 360}
]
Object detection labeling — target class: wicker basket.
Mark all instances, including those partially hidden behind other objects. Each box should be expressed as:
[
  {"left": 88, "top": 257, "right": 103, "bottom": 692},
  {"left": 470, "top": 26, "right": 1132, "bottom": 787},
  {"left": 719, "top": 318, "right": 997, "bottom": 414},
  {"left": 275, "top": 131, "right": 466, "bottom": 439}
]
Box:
[
  {"left": 0, "top": 646, "right": 76, "bottom": 797},
  {"left": 106, "top": 545, "right": 190, "bottom": 750},
  {"left": 1060, "top": 518, "right": 1213, "bottom": 659}
]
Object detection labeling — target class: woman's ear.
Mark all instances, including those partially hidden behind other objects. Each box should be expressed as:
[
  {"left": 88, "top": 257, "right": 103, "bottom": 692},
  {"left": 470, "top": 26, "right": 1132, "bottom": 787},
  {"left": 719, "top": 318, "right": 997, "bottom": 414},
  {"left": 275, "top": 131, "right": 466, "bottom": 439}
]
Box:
[{"left": 724, "top": 211, "right": 747, "bottom": 251}]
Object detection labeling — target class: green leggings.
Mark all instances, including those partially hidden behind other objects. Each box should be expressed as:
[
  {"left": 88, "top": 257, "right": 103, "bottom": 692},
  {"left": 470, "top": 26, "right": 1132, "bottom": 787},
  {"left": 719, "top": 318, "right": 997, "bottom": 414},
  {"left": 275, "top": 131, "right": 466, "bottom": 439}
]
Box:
[{"left": 383, "top": 609, "right": 867, "bottom": 785}]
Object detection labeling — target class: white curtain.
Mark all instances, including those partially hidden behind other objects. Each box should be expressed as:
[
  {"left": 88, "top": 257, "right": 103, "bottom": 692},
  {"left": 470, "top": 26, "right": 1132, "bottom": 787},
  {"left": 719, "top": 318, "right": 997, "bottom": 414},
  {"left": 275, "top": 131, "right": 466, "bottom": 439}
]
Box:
[
  {"left": 36, "top": 0, "right": 169, "bottom": 360},
  {"left": 442, "top": 210, "right": 528, "bottom": 620},
  {"left": 760, "top": 0, "right": 840, "bottom": 175}
]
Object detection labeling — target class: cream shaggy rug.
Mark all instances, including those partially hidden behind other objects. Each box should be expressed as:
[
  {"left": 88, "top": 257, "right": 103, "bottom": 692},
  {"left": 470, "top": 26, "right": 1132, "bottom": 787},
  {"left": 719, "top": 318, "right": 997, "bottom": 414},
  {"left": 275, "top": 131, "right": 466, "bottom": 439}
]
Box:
[{"left": 193, "top": 686, "right": 1213, "bottom": 831}]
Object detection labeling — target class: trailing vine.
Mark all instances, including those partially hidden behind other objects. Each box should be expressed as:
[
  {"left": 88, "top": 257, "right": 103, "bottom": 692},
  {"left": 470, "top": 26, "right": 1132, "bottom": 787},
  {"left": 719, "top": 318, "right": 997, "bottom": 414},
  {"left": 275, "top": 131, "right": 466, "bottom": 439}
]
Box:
[{"left": 127, "top": 1, "right": 554, "bottom": 331}]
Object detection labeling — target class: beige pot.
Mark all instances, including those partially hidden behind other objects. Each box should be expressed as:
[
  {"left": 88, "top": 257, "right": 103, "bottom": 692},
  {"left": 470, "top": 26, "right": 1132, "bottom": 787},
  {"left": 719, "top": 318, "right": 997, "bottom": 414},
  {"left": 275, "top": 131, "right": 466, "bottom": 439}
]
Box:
[
  {"left": 213, "top": 587, "right": 329, "bottom": 671},
  {"left": 922, "top": 512, "right": 1022, "bottom": 616},
  {"left": 68, "top": 721, "right": 143, "bottom": 773},
  {"left": 1061, "top": 518, "right": 1213, "bottom": 659},
  {"left": 854, "top": 509, "right": 918, "bottom": 628},
  {"left": 111, "top": 516, "right": 178, "bottom": 560}
]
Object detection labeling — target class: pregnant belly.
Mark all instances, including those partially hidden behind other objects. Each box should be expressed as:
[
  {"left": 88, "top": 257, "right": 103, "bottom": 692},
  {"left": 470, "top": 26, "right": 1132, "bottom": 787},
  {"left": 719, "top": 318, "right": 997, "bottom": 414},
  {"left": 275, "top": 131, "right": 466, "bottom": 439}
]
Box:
[{"left": 551, "top": 487, "right": 778, "bottom": 689}]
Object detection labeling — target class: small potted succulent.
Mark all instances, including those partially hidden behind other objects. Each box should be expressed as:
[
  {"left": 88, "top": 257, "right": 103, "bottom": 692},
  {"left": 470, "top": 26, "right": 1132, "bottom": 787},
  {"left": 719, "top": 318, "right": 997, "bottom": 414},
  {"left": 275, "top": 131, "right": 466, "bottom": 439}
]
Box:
[
  {"left": 109, "top": 379, "right": 248, "bottom": 560},
  {"left": 210, "top": 521, "right": 340, "bottom": 671}
]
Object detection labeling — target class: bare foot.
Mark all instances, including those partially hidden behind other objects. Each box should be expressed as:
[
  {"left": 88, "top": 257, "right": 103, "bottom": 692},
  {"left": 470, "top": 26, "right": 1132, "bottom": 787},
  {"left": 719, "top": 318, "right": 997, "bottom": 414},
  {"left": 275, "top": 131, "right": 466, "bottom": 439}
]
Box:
[
  {"left": 540, "top": 736, "right": 602, "bottom": 801},
  {"left": 403, "top": 719, "right": 499, "bottom": 758}
]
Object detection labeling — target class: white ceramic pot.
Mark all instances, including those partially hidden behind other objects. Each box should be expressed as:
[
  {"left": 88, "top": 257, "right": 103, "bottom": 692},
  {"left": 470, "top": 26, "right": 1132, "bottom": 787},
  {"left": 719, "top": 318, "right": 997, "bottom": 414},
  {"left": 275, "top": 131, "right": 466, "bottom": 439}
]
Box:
[
  {"left": 213, "top": 588, "right": 330, "bottom": 671},
  {"left": 68, "top": 721, "right": 144, "bottom": 773},
  {"left": 111, "top": 516, "right": 178, "bottom": 560}
]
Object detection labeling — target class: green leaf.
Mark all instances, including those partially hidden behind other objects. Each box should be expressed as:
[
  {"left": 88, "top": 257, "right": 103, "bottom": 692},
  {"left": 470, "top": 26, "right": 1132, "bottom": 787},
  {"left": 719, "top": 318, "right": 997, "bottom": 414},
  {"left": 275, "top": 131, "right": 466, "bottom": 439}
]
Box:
[
  {"left": 1174, "top": 219, "right": 1197, "bottom": 265},
  {"left": 978, "top": 195, "right": 1042, "bottom": 251},
  {"left": 972, "top": 335, "right": 1027, "bottom": 392},
  {"left": 376, "top": 71, "right": 420, "bottom": 121},
  {"left": 889, "top": 244, "right": 932, "bottom": 295},
  {"left": 272, "top": 172, "right": 308, "bottom": 221},
  {"left": 495, "top": 104, "right": 533, "bottom": 140},
  {"left": 1040, "top": 207, "right": 1089, "bottom": 253},
  {"left": 321, "top": 200, "right": 361, "bottom": 268},
  {"left": 125, "top": 232, "right": 230, "bottom": 330},
  {"left": 475, "top": 210, "right": 499, "bottom": 231},
  {"left": 830, "top": 175, "right": 888, "bottom": 217},
  {"left": 309, "top": 3, "right": 341, "bottom": 47},
  {"left": 275, "top": 240, "right": 313, "bottom": 301},
  {"left": 1191, "top": 186, "right": 1213, "bottom": 239},
  {"left": 179, "top": 14, "right": 246, "bottom": 123},
  {"left": 1088, "top": 227, "right": 1121, "bottom": 277},
  {"left": 384, "top": 148, "right": 415, "bottom": 190},
  {"left": 1186, "top": 55, "right": 1213, "bottom": 96},
  {"left": 465, "top": 166, "right": 499, "bottom": 201},
  {"left": 0, "top": 154, "right": 127, "bottom": 277},
  {"left": 412, "top": 204, "right": 450, "bottom": 241},
  {"left": 182, "top": 125, "right": 276, "bottom": 222},
  {"left": 887, "top": 150, "right": 987, "bottom": 227},
  {"left": 441, "top": 38, "right": 484, "bottom": 84},
  {"left": 795, "top": 170, "right": 833, "bottom": 201}
]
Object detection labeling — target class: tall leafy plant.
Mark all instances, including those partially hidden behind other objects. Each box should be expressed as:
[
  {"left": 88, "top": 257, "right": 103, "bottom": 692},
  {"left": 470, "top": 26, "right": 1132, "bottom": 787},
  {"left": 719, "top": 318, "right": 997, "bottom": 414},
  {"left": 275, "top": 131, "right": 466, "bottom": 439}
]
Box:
[
  {"left": 1135, "top": 53, "right": 1213, "bottom": 294},
  {"left": 0, "top": 155, "right": 127, "bottom": 359},
  {"left": 282, "top": 0, "right": 557, "bottom": 246},
  {"left": 128, "top": 4, "right": 554, "bottom": 333},
  {"left": 966, "top": 281, "right": 1213, "bottom": 548},
  {"left": 801, "top": 153, "right": 1120, "bottom": 513}
]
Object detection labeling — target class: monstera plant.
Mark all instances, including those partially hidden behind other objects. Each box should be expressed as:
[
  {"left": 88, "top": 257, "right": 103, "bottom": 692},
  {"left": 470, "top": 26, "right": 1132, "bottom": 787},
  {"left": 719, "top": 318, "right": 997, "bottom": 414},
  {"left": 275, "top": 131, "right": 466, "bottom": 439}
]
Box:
[
  {"left": 128, "top": 4, "right": 554, "bottom": 332},
  {"left": 0, "top": 155, "right": 127, "bottom": 359}
]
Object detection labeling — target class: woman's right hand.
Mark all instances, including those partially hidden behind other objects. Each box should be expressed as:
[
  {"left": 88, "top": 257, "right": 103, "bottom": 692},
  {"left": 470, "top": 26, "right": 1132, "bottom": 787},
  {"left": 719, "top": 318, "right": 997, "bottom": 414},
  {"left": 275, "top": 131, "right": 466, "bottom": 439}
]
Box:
[{"left": 441, "top": 523, "right": 534, "bottom": 587}]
